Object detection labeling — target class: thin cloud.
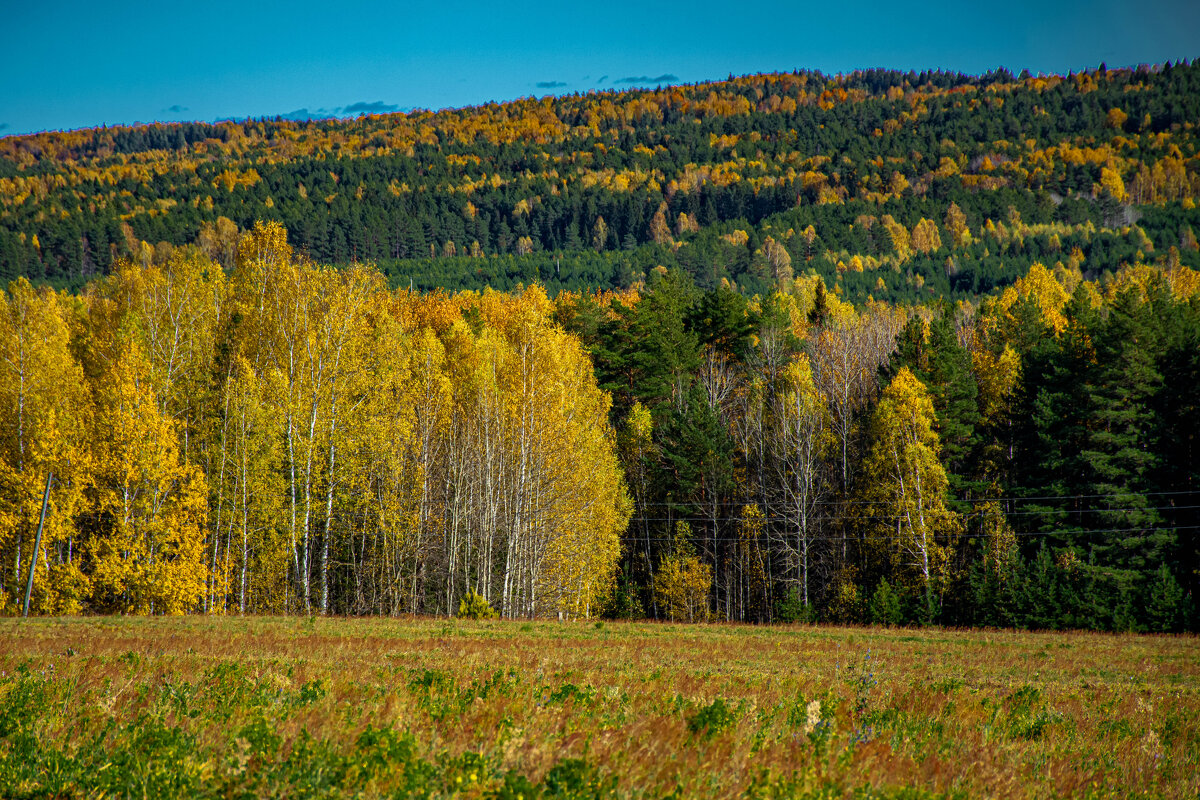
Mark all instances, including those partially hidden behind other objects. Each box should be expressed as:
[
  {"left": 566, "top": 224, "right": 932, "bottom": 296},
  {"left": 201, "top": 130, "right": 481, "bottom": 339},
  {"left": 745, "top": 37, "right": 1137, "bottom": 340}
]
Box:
[
  {"left": 536, "top": 81, "right": 568, "bottom": 89},
  {"left": 278, "top": 108, "right": 322, "bottom": 121},
  {"left": 615, "top": 73, "right": 678, "bottom": 85},
  {"left": 276, "top": 103, "right": 409, "bottom": 122},
  {"left": 165, "top": 104, "right": 189, "bottom": 113},
  {"left": 342, "top": 101, "right": 400, "bottom": 115}
]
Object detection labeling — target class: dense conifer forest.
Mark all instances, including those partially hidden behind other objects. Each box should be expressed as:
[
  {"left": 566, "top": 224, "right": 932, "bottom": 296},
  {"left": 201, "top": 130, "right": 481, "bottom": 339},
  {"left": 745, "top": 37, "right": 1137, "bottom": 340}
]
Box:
[{"left": 1, "top": 62, "right": 1198, "bottom": 628}]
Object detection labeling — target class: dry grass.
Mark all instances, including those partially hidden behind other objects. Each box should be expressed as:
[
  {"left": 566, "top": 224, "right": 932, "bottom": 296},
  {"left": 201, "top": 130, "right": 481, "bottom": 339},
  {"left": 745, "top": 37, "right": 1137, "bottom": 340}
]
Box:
[{"left": 1, "top": 616, "right": 1197, "bottom": 798}]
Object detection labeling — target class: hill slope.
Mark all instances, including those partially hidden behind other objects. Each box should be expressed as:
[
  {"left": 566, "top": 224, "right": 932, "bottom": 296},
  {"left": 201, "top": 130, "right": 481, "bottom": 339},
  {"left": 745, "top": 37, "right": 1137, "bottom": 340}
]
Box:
[{"left": 2, "top": 62, "right": 1199, "bottom": 300}]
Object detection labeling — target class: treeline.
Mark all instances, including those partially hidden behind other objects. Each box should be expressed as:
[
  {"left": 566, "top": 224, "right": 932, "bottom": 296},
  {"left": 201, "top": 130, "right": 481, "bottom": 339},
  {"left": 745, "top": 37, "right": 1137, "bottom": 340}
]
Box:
[
  {"left": 0, "top": 222, "right": 628, "bottom": 618},
  {"left": 2, "top": 61, "right": 1199, "bottom": 299},
  {"left": 1, "top": 221, "right": 1197, "bottom": 630},
  {"left": 371, "top": 192, "right": 1200, "bottom": 304},
  {"left": 555, "top": 261, "right": 1200, "bottom": 631}
]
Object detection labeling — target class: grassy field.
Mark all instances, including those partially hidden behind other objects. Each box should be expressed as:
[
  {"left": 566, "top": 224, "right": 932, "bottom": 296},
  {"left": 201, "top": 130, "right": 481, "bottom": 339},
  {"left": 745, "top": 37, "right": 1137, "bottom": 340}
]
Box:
[{"left": 1, "top": 617, "right": 1197, "bottom": 799}]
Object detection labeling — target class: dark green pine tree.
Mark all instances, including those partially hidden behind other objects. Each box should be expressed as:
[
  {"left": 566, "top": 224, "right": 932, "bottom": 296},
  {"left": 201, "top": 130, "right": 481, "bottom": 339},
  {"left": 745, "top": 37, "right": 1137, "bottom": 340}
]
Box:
[
  {"left": 580, "top": 269, "right": 701, "bottom": 419},
  {"left": 655, "top": 380, "right": 738, "bottom": 615},
  {"left": 1079, "top": 284, "right": 1169, "bottom": 571},
  {"left": 1014, "top": 284, "right": 1099, "bottom": 548},
  {"left": 882, "top": 315, "right": 928, "bottom": 380},
  {"left": 1145, "top": 563, "right": 1186, "bottom": 633},
  {"left": 688, "top": 286, "right": 757, "bottom": 360},
  {"left": 1150, "top": 281, "right": 1200, "bottom": 616},
  {"left": 923, "top": 312, "right": 981, "bottom": 495},
  {"left": 628, "top": 269, "right": 702, "bottom": 415}
]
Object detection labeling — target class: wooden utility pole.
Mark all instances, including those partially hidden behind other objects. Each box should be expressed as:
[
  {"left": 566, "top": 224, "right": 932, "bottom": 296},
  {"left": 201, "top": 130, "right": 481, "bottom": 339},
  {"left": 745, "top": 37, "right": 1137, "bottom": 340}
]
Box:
[{"left": 22, "top": 472, "right": 52, "bottom": 618}]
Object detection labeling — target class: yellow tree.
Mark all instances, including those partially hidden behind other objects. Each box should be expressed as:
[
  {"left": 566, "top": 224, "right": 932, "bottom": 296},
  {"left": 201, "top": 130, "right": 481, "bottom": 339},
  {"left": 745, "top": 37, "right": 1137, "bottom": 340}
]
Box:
[
  {"left": 769, "top": 354, "right": 832, "bottom": 606},
  {"left": 759, "top": 236, "right": 793, "bottom": 285},
  {"left": 911, "top": 218, "right": 943, "bottom": 254},
  {"left": 533, "top": 322, "right": 630, "bottom": 619},
  {"left": 491, "top": 288, "right": 622, "bottom": 617},
  {"left": 654, "top": 522, "right": 711, "bottom": 622},
  {"left": 88, "top": 337, "right": 208, "bottom": 614},
  {"left": 0, "top": 280, "right": 92, "bottom": 613},
  {"left": 210, "top": 357, "right": 287, "bottom": 613},
  {"left": 229, "top": 223, "right": 381, "bottom": 613},
  {"left": 392, "top": 322, "right": 451, "bottom": 614},
  {"left": 861, "top": 368, "right": 960, "bottom": 612},
  {"left": 944, "top": 203, "right": 972, "bottom": 248},
  {"left": 735, "top": 504, "right": 769, "bottom": 621},
  {"left": 100, "top": 247, "right": 226, "bottom": 459},
  {"left": 880, "top": 214, "right": 912, "bottom": 261},
  {"left": 96, "top": 248, "right": 228, "bottom": 609},
  {"left": 592, "top": 216, "right": 608, "bottom": 251},
  {"left": 995, "top": 262, "right": 1072, "bottom": 333}
]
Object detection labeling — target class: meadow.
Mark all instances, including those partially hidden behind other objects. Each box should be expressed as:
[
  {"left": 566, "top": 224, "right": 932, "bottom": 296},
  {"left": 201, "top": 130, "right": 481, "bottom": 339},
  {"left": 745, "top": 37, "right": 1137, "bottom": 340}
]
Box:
[{"left": 0, "top": 617, "right": 1196, "bottom": 799}]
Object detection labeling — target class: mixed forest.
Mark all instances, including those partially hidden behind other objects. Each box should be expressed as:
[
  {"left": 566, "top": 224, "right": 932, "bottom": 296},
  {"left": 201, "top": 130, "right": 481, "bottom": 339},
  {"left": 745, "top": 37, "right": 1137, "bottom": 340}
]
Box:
[{"left": 1, "top": 61, "right": 1199, "bottom": 629}]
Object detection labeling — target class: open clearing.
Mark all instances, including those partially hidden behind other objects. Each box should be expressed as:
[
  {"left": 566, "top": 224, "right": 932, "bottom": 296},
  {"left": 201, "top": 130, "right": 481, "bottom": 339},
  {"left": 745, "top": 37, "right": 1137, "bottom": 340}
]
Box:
[{"left": 1, "top": 617, "right": 1197, "bottom": 798}]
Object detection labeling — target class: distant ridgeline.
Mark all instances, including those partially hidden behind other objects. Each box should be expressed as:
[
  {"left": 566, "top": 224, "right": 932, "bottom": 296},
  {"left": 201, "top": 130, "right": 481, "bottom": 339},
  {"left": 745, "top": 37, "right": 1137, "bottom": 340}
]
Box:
[{"left": 2, "top": 62, "right": 1199, "bottom": 300}]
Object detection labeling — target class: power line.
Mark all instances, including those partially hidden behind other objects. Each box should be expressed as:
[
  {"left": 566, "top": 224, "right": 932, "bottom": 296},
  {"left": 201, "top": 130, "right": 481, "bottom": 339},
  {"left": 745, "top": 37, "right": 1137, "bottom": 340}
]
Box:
[
  {"left": 631, "top": 489, "right": 1200, "bottom": 508},
  {"left": 623, "top": 505, "right": 1200, "bottom": 523},
  {"left": 618, "top": 524, "right": 1200, "bottom": 543}
]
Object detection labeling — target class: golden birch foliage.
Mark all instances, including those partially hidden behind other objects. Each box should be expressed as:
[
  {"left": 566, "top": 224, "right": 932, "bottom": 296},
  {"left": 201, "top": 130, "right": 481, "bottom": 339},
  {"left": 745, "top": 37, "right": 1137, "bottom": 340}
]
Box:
[
  {"left": 736, "top": 504, "right": 769, "bottom": 618},
  {"left": 214, "top": 357, "right": 288, "bottom": 612},
  {"left": 972, "top": 345, "right": 1021, "bottom": 425},
  {"left": 88, "top": 337, "right": 207, "bottom": 614},
  {"left": 861, "top": 368, "right": 959, "bottom": 596},
  {"left": 772, "top": 355, "right": 833, "bottom": 601},
  {"left": 778, "top": 355, "right": 833, "bottom": 455},
  {"left": 911, "top": 218, "right": 943, "bottom": 254},
  {"left": 196, "top": 216, "right": 240, "bottom": 269},
  {"left": 880, "top": 214, "right": 912, "bottom": 261},
  {"left": 620, "top": 401, "right": 654, "bottom": 463},
  {"left": 618, "top": 400, "right": 655, "bottom": 528},
  {"left": 0, "top": 279, "right": 93, "bottom": 613},
  {"left": 1099, "top": 165, "right": 1127, "bottom": 202},
  {"left": 944, "top": 203, "right": 972, "bottom": 248},
  {"left": 760, "top": 236, "right": 793, "bottom": 285},
  {"left": 791, "top": 275, "right": 857, "bottom": 327},
  {"left": 487, "top": 289, "right": 628, "bottom": 617},
  {"left": 101, "top": 248, "right": 226, "bottom": 452},
  {"left": 536, "top": 330, "right": 630, "bottom": 618},
  {"left": 654, "top": 523, "right": 711, "bottom": 622},
  {"left": 1107, "top": 262, "right": 1200, "bottom": 302},
  {"left": 996, "top": 262, "right": 1072, "bottom": 333},
  {"left": 979, "top": 500, "right": 1018, "bottom": 580},
  {"left": 388, "top": 323, "right": 449, "bottom": 598},
  {"left": 649, "top": 203, "right": 673, "bottom": 245}
]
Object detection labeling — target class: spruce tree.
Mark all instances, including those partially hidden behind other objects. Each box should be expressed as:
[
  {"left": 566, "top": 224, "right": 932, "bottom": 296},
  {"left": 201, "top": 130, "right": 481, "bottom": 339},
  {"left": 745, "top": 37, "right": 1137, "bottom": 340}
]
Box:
[{"left": 1080, "top": 285, "right": 1167, "bottom": 571}]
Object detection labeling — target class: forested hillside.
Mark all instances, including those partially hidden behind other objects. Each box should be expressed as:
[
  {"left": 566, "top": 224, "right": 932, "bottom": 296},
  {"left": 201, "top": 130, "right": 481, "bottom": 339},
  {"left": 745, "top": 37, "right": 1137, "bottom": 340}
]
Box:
[{"left": 2, "top": 62, "right": 1199, "bottom": 303}]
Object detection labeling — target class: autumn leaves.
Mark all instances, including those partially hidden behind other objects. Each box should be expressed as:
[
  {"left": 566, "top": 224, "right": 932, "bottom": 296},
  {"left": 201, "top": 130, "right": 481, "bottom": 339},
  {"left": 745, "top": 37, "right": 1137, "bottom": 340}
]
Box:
[{"left": 0, "top": 222, "right": 629, "bottom": 617}]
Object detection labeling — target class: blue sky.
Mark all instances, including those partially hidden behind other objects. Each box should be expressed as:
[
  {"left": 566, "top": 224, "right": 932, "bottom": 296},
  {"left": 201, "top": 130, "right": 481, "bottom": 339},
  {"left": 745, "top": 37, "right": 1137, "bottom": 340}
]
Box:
[{"left": 2, "top": 0, "right": 1197, "bottom": 137}]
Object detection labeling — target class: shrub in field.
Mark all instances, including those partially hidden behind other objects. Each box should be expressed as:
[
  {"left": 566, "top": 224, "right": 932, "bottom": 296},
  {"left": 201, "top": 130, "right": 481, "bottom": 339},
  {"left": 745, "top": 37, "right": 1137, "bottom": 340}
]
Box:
[
  {"left": 457, "top": 590, "right": 498, "bottom": 620},
  {"left": 868, "top": 578, "right": 903, "bottom": 626},
  {"left": 687, "top": 698, "right": 738, "bottom": 740},
  {"left": 1146, "top": 563, "right": 1187, "bottom": 632},
  {"left": 775, "top": 586, "right": 817, "bottom": 623}
]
